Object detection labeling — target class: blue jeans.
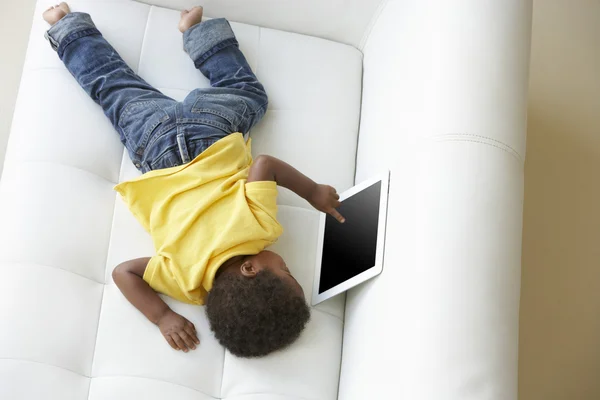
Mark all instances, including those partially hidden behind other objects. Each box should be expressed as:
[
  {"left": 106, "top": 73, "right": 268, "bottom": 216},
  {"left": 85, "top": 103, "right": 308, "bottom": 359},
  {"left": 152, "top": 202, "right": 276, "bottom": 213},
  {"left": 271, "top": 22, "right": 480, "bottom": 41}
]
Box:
[{"left": 45, "top": 13, "right": 268, "bottom": 173}]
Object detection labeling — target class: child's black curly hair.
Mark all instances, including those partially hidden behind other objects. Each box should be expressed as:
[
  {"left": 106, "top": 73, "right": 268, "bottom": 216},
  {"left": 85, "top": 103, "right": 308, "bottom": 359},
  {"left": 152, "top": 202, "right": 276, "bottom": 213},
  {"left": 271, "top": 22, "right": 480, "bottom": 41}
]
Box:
[{"left": 206, "top": 269, "right": 310, "bottom": 358}]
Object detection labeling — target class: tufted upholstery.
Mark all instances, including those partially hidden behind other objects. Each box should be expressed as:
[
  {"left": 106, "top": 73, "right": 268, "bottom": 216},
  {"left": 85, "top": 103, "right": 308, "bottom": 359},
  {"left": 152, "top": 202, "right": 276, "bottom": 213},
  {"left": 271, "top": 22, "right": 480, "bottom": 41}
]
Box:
[{"left": 0, "top": 1, "right": 361, "bottom": 399}]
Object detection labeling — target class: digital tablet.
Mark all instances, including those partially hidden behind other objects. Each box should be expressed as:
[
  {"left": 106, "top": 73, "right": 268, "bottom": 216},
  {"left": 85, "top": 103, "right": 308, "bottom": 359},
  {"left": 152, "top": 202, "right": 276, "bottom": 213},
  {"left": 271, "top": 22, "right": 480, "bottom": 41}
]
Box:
[{"left": 312, "top": 171, "right": 390, "bottom": 306}]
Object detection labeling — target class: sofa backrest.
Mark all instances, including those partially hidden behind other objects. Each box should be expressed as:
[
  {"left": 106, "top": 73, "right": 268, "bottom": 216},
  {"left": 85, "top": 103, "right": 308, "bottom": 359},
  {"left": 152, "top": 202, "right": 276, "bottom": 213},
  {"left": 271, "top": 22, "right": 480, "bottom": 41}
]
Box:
[
  {"left": 136, "top": 0, "right": 385, "bottom": 47},
  {"left": 338, "top": 0, "right": 533, "bottom": 399}
]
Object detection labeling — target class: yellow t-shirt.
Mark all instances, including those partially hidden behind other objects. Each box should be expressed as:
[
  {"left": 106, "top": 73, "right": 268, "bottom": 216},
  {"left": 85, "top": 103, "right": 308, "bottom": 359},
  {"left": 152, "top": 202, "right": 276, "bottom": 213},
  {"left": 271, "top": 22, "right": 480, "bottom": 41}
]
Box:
[{"left": 114, "top": 133, "right": 283, "bottom": 305}]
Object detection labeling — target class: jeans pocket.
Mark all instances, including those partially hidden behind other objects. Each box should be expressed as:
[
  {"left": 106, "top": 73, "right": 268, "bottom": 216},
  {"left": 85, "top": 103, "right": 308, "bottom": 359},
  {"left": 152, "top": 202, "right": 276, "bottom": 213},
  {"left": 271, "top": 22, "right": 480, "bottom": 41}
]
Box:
[
  {"left": 118, "top": 100, "right": 170, "bottom": 155},
  {"left": 149, "top": 147, "right": 182, "bottom": 170},
  {"left": 191, "top": 93, "right": 247, "bottom": 133}
]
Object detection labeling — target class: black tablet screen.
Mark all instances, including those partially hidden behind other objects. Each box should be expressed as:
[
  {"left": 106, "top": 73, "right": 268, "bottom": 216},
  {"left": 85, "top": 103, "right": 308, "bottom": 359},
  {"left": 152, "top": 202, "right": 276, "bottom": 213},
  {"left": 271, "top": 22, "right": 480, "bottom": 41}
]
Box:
[{"left": 319, "top": 181, "right": 381, "bottom": 293}]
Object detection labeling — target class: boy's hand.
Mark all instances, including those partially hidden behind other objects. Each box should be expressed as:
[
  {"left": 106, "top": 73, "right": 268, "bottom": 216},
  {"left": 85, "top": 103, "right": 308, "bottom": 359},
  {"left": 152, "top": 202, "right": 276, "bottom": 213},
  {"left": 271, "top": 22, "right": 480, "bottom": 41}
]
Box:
[
  {"left": 157, "top": 309, "right": 200, "bottom": 352},
  {"left": 247, "top": 155, "right": 345, "bottom": 223},
  {"left": 309, "top": 184, "right": 345, "bottom": 223}
]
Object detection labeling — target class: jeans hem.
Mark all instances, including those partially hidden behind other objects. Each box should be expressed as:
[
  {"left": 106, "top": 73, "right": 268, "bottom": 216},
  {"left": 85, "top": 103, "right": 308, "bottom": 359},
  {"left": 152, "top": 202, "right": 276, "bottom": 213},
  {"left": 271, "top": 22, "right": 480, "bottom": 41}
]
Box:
[
  {"left": 56, "top": 28, "right": 102, "bottom": 59},
  {"left": 45, "top": 12, "right": 97, "bottom": 53},
  {"left": 183, "top": 18, "right": 238, "bottom": 67},
  {"left": 193, "top": 38, "right": 239, "bottom": 69}
]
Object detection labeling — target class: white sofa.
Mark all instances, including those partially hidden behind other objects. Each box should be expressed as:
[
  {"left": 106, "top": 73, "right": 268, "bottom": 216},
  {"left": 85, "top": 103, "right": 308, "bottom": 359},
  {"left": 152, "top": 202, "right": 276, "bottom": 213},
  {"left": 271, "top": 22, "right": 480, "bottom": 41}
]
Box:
[{"left": 0, "top": 0, "right": 532, "bottom": 399}]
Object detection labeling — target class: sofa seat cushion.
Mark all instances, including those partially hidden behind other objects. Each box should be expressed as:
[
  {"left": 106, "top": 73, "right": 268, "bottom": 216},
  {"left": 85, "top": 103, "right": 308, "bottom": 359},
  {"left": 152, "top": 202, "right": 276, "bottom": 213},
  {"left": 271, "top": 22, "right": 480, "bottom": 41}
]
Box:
[{"left": 0, "top": 1, "right": 363, "bottom": 399}]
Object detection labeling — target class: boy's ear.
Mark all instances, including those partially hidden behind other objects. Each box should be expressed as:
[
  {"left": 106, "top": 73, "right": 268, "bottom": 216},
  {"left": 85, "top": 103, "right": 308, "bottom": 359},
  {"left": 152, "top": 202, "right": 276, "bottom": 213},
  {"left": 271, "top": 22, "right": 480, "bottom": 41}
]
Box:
[{"left": 240, "top": 260, "right": 257, "bottom": 278}]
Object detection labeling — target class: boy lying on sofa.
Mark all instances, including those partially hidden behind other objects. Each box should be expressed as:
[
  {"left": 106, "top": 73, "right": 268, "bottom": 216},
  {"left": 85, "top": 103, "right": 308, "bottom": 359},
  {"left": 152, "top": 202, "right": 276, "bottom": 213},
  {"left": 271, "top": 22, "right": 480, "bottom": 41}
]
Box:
[{"left": 43, "top": 3, "right": 345, "bottom": 357}]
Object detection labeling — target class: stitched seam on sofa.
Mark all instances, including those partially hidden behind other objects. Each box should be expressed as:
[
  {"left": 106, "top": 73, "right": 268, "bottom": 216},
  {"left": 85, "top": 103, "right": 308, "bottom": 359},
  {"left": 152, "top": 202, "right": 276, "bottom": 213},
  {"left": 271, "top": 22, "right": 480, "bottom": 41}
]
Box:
[
  {"left": 335, "top": 300, "right": 346, "bottom": 398},
  {"left": 25, "top": 66, "right": 76, "bottom": 72},
  {"left": 352, "top": 57, "right": 365, "bottom": 185},
  {"left": 255, "top": 27, "right": 262, "bottom": 80},
  {"left": 261, "top": 109, "right": 361, "bottom": 117},
  {"left": 358, "top": 0, "right": 390, "bottom": 51},
  {"left": 92, "top": 374, "right": 218, "bottom": 398},
  {"left": 431, "top": 134, "right": 523, "bottom": 163},
  {"left": 98, "top": 194, "right": 121, "bottom": 297},
  {"left": 226, "top": 392, "right": 317, "bottom": 400},
  {"left": 431, "top": 133, "right": 523, "bottom": 158},
  {"left": 84, "top": 147, "right": 127, "bottom": 398},
  {"left": 219, "top": 347, "right": 227, "bottom": 398},
  {"left": 0, "top": 259, "right": 104, "bottom": 285},
  {"left": 19, "top": 159, "right": 116, "bottom": 183},
  {"left": 0, "top": 363, "right": 221, "bottom": 399},
  {"left": 85, "top": 285, "right": 105, "bottom": 392},
  {"left": 431, "top": 138, "right": 523, "bottom": 163},
  {"left": 0, "top": 357, "right": 89, "bottom": 378},
  {"left": 277, "top": 203, "right": 323, "bottom": 213},
  {"left": 18, "top": 160, "right": 118, "bottom": 184},
  {"left": 312, "top": 307, "right": 344, "bottom": 323},
  {"left": 136, "top": 6, "right": 153, "bottom": 73}
]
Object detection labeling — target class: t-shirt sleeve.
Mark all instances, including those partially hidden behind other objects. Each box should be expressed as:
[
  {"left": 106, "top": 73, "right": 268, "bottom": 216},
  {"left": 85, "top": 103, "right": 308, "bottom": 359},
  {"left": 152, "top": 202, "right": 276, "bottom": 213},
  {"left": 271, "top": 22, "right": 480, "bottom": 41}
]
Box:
[
  {"left": 143, "top": 255, "right": 198, "bottom": 305},
  {"left": 114, "top": 181, "right": 152, "bottom": 233},
  {"left": 245, "top": 181, "right": 283, "bottom": 239}
]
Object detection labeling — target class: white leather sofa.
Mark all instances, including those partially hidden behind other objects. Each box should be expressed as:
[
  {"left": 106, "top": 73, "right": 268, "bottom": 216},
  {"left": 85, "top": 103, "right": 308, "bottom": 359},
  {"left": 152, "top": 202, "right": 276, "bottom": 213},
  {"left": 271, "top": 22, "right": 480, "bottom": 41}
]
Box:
[{"left": 0, "top": 0, "right": 532, "bottom": 399}]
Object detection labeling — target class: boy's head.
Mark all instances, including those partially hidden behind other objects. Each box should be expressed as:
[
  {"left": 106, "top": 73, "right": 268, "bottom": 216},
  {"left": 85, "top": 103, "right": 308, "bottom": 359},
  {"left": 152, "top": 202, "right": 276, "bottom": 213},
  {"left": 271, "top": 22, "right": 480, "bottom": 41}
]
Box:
[{"left": 206, "top": 250, "right": 310, "bottom": 358}]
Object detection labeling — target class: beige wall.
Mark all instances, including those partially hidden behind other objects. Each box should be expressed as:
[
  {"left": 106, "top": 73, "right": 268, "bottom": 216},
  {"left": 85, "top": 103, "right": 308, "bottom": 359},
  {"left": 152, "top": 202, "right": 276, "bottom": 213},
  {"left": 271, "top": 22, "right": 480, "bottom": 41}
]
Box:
[
  {"left": 0, "top": 0, "right": 36, "bottom": 175},
  {"left": 520, "top": 1, "right": 600, "bottom": 399}
]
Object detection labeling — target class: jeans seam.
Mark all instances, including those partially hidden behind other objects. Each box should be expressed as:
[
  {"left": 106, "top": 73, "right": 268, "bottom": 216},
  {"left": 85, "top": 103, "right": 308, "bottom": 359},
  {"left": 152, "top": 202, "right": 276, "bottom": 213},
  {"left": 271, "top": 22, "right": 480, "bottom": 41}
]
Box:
[
  {"left": 249, "top": 101, "right": 268, "bottom": 117},
  {"left": 146, "top": 135, "right": 219, "bottom": 171},
  {"left": 177, "top": 118, "right": 232, "bottom": 133},
  {"left": 44, "top": 31, "right": 59, "bottom": 50},
  {"left": 119, "top": 101, "right": 170, "bottom": 156},
  {"left": 145, "top": 127, "right": 173, "bottom": 153},
  {"left": 138, "top": 113, "right": 170, "bottom": 155},
  {"left": 149, "top": 145, "right": 179, "bottom": 169},
  {"left": 118, "top": 100, "right": 154, "bottom": 127}
]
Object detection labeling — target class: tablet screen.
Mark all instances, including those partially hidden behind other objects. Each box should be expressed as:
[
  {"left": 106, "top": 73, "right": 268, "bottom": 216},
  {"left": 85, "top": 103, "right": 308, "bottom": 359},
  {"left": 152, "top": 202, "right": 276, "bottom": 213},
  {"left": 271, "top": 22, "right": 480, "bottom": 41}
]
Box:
[{"left": 318, "top": 181, "right": 382, "bottom": 293}]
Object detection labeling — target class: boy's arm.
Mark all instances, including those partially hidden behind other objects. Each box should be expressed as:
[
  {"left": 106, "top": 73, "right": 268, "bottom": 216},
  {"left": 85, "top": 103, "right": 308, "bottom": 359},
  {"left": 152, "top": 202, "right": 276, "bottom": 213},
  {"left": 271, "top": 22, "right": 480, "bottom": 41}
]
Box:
[
  {"left": 248, "top": 155, "right": 345, "bottom": 223},
  {"left": 112, "top": 258, "right": 199, "bottom": 352}
]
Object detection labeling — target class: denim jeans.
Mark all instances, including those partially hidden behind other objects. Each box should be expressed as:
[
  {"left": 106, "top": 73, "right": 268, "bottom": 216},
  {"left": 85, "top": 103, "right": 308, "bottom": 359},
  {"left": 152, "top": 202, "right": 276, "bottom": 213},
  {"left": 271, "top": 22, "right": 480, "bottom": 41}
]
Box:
[{"left": 45, "top": 13, "right": 268, "bottom": 173}]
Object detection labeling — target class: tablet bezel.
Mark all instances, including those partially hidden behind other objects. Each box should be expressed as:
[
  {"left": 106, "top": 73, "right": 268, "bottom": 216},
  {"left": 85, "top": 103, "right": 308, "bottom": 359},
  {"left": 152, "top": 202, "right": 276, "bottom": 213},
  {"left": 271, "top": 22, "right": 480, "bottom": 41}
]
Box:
[{"left": 311, "top": 171, "right": 390, "bottom": 306}]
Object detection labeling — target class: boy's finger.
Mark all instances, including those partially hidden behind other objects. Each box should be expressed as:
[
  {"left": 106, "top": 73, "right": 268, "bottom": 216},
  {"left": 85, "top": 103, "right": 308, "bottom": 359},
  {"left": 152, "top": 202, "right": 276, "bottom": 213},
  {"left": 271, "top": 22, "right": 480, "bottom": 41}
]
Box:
[
  {"left": 165, "top": 335, "right": 178, "bottom": 351},
  {"left": 184, "top": 325, "right": 200, "bottom": 344},
  {"left": 179, "top": 331, "right": 197, "bottom": 350},
  {"left": 172, "top": 333, "right": 188, "bottom": 352},
  {"left": 330, "top": 209, "right": 345, "bottom": 223}
]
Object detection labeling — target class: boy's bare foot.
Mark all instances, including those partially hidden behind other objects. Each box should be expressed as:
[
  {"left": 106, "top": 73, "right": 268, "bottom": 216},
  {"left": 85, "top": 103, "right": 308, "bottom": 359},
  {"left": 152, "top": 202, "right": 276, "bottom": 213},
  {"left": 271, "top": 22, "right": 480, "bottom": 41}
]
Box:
[
  {"left": 43, "top": 2, "right": 70, "bottom": 25},
  {"left": 178, "top": 6, "right": 203, "bottom": 33}
]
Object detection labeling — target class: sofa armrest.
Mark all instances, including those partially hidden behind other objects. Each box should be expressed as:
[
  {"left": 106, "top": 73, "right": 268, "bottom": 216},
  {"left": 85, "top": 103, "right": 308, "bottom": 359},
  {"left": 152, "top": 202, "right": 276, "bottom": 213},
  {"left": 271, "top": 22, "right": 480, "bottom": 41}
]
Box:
[{"left": 339, "top": 1, "right": 532, "bottom": 399}]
